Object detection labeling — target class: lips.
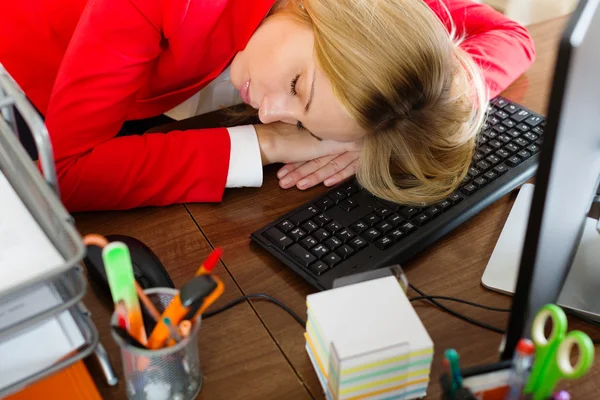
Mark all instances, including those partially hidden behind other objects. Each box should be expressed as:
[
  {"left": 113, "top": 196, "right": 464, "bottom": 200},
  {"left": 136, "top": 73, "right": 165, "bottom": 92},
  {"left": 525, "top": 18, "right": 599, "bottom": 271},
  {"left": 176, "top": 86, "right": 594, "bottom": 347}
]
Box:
[{"left": 240, "top": 79, "right": 251, "bottom": 105}]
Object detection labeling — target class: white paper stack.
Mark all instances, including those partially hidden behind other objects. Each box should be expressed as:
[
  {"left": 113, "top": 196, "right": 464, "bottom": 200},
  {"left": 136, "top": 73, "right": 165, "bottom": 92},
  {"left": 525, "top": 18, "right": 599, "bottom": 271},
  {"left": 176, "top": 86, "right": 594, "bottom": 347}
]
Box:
[{"left": 305, "top": 276, "right": 433, "bottom": 400}]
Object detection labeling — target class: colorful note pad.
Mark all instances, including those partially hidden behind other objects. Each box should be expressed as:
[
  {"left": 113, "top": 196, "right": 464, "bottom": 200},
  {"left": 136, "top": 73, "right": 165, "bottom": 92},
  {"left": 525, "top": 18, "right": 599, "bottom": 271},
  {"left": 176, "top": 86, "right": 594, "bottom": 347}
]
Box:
[{"left": 305, "top": 276, "right": 433, "bottom": 400}]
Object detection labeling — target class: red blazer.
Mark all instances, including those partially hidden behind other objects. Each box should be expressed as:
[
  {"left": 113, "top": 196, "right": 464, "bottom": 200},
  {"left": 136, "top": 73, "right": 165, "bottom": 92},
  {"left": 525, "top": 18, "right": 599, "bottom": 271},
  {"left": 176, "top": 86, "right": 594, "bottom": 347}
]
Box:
[{"left": 0, "top": 0, "right": 535, "bottom": 212}]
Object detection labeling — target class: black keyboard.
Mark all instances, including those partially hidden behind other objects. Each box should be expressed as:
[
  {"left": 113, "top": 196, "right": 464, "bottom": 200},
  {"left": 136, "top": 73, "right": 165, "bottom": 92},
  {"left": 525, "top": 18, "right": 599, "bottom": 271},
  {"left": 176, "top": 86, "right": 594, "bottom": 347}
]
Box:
[{"left": 250, "top": 97, "right": 546, "bottom": 290}]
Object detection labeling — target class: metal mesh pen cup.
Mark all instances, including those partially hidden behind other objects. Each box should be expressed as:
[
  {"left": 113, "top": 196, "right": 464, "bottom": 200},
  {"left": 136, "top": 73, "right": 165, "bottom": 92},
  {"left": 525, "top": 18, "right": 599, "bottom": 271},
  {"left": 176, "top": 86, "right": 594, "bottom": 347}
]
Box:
[{"left": 110, "top": 288, "right": 202, "bottom": 400}]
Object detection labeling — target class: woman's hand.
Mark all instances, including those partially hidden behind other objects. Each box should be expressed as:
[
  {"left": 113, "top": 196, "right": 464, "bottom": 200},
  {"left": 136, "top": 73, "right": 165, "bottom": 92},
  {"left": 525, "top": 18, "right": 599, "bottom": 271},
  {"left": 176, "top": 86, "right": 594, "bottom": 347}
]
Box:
[
  {"left": 277, "top": 151, "right": 361, "bottom": 190},
  {"left": 254, "top": 122, "right": 360, "bottom": 166}
]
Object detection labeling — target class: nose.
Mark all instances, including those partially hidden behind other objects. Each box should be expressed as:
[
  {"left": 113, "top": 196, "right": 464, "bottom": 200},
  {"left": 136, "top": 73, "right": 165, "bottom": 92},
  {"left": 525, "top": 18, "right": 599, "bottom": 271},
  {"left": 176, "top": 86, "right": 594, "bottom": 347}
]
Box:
[{"left": 259, "top": 92, "right": 297, "bottom": 124}]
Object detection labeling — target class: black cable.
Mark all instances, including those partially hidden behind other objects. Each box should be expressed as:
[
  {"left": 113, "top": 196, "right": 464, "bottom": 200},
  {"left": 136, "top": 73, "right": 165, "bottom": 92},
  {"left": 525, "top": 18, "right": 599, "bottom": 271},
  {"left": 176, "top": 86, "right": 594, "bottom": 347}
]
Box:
[
  {"left": 408, "top": 283, "right": 506, "bottom": 334},
  {"left": 409, "top": 295, "right": 511, "bottom": 312},
  {"left": 203, "top": 293, "right": 306, "bottom": 328}
]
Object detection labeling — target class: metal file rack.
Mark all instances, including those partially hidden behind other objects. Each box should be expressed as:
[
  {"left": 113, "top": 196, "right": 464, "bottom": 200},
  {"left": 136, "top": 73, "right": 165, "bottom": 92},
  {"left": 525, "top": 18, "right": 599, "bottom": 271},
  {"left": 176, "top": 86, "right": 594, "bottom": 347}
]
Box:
[{"left": 0, "top": 64, "right": 117, "bottom": 397}]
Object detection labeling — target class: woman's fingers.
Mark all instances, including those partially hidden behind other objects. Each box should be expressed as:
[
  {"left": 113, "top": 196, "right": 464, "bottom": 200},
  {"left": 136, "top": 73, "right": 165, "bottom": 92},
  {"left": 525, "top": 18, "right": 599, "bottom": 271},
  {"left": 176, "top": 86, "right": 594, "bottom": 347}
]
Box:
[
  {"left": 295, "top": 152, "right": 360, "bottom": 190},
  {"left": 277, "top": 161, "right": 306, "bottom": 180},
  {"left": 279, "top": 155, "right": 337, "bottom": 189}
]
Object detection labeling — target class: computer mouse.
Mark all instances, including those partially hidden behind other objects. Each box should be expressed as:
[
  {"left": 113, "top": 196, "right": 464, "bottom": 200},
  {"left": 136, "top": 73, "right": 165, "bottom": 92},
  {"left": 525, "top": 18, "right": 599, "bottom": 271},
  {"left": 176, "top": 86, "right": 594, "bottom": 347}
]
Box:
[{"left": 83, "top": 234, "right": 175, "bottom": 297}]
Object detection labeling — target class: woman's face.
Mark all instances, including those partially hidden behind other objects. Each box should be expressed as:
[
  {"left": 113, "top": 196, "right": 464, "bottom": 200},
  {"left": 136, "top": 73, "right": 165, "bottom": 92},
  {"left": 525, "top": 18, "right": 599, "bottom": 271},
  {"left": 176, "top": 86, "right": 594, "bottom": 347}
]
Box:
[{"left": 230, "top": 13, "right": 367, "bottom": 142}]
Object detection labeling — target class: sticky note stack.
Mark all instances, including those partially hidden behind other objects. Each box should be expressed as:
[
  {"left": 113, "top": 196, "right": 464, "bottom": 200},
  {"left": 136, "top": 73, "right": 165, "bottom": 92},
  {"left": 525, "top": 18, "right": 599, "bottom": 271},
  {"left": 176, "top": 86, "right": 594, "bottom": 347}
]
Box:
[{"left": 305, "top": 276, "right": 434, "bottom": 400}]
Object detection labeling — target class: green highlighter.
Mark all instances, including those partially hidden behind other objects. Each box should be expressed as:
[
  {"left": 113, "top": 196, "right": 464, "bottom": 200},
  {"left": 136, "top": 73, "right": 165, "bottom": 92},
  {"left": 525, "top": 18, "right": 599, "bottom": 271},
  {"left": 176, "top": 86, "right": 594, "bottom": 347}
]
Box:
[
  {"left": 445, "top": 348, "right": 463, "bottom": 395},
  {"left": 103, "top": 241, "right": 147, "bottom": 346}
]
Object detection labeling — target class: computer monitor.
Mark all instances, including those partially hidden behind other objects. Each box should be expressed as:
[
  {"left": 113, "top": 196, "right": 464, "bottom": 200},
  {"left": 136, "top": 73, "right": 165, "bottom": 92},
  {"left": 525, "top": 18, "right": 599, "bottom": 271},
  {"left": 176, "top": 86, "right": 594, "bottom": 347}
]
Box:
[{"left": 501, "top": 0, "right": 600, "bottom": 360}]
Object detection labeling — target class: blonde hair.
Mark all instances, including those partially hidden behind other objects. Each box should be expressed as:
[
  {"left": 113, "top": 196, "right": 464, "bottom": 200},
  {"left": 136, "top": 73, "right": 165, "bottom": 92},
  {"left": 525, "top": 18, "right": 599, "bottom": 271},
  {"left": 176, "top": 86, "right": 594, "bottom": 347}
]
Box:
[{"left": 285, "top": 0, "right": 489, "bottom": 205}]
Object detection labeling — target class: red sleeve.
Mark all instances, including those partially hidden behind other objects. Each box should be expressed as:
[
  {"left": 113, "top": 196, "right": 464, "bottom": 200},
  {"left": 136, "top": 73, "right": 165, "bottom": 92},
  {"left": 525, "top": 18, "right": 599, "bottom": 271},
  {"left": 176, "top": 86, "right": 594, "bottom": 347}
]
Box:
[
  {"left": 45, "top": 0, "right": 231, "bottom": 212},
  {"left": 425, "top": 0, "right": 536, "bottom": 98}
]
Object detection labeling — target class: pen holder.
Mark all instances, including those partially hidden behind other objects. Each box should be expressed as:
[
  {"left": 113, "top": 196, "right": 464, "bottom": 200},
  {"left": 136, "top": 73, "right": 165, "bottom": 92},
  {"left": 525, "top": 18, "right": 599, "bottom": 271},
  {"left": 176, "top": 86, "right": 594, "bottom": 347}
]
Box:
[{"left": 110, "top": 288, "right": 202, "bottom": 400}]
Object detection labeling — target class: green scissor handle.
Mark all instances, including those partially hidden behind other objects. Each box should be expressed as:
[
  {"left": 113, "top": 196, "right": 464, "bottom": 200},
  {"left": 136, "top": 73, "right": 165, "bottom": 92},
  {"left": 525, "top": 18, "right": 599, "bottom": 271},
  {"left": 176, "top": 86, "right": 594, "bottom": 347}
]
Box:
[{"left": 524, "top": 304, "right": 595, "bottom": 400}]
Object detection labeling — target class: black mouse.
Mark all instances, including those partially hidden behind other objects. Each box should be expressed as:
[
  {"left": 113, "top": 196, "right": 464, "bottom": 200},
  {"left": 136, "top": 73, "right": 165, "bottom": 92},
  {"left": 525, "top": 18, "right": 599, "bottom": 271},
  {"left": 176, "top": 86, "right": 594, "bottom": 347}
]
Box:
[{"left": 83, "top": 234, "right": 175, "bottom": 297}]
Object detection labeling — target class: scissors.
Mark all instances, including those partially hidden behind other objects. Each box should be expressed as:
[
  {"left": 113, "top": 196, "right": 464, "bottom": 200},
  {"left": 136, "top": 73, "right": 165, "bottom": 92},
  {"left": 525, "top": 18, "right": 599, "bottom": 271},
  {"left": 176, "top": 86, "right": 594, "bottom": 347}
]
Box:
[{"left": 523, "top": 304, "right": 594, "bottom": 400}]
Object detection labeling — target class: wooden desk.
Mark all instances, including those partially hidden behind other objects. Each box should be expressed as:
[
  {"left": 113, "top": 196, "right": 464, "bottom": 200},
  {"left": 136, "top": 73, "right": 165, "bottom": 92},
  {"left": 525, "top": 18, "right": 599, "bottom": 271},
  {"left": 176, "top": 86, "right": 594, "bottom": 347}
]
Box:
[
  {"left": 186, "top": 15, "right": 600, "bottom": 399},
  {"left": 73, "top": 15, "right": 600, "bottom": 400}
]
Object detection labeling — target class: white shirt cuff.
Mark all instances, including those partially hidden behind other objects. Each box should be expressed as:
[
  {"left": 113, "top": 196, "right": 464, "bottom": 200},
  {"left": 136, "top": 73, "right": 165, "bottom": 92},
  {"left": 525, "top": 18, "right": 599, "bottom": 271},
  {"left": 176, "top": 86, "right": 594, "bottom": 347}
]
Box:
[{"left": 225, "top": 125, "right": 263, "bottom": 188}]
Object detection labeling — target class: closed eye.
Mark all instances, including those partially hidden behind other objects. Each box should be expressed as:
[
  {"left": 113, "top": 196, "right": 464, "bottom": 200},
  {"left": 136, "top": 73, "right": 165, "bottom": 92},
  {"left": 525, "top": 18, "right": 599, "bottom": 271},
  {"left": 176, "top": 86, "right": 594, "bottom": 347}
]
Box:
[{"left": 290, "top": 74, "right": 300, "bottom": 96}]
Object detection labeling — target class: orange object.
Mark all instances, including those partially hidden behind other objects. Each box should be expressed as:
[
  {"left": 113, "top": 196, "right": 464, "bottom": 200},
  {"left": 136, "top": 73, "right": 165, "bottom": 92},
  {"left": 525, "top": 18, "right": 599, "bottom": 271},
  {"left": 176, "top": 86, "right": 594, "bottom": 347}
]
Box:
[
  {"left": 82, "top": 234, "right": 109, "bottom": 248},
  {"left": 194, "top": 248, "right": 223, "bottom": 276},
  {"left": 179, "top": 320, "right": 192, "bottom": 338},
  {"left": 6, "top": 361, "right": 101, "bottom": 400},
  {"left": 147, "top": 275, "right": 224, "bottom": 349},
  {"left": 135, "top": 282, "right": 161, "bottom": 322}
]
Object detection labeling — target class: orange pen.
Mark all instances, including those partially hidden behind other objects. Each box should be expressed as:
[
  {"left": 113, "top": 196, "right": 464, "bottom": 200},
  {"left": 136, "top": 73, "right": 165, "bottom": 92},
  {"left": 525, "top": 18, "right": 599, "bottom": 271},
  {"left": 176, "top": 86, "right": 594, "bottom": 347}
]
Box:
[{"left": 147, "top": 274, "right": 224, "bottom": 349}]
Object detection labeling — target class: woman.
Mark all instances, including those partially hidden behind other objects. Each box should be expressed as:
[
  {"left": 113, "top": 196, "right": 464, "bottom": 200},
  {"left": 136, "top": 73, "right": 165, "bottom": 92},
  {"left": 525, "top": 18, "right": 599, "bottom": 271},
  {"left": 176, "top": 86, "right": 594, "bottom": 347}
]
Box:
[{"left": 0, "top": 0, "right": 535, "bottom": 211}]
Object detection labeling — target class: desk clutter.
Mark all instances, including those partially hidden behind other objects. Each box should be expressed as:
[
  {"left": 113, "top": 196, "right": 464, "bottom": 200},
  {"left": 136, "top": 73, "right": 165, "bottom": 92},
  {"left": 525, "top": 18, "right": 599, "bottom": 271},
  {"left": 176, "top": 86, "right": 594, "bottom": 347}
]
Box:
[
  {"left": 440, "top": 304, "right": 594, "bottom": 400},
  {"left": 304, "top": 273, "right": 434, "bottom": 400},
  {"left": 83, "top": 234, "right": 225, "bottom": 400}
]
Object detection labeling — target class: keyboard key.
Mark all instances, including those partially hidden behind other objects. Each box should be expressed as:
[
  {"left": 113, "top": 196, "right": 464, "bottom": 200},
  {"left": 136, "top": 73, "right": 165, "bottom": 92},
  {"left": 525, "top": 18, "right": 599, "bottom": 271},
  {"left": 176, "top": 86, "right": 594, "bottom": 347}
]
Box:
[
  {"left": 339, "top": 198, "right": 358, "bottom": 212},
  {"left": 375, "top": 236, "right": 394, "bottom": 250},
  {"left": 377, "top": 221, "right": 394, "bottom": 233},
  {"left": 337, "top": 229, "right": 355, "bottom": 242},
  {"left": 502, "top": 119, "right": 516, "bottom": 128},
  {"left": 493, "top": 98, "right": 508, "bottom": 107},
  {"left": 507, "top": 128, "right": 521, "bottom": 138},
  {"left": 376, "top": 199, "right": 401, "bottom": 211},
  {"left": 390, "top": 229, "right": 405, "bottom": 241},
  {"left": 512, "top": 109, "right": 530, "bottom": 122},
  {"left": 485, "top": 130, "right": 498, "bottom": 139},
  {"left": 316, "top": 197, "right": 334, "bottom": 211},
  {"left": 525, "top": 115, "right": 543, "bottom": 127},
  {"left": 523, "top": 132, "right": 538, "bottom": 142},
  {"left": 301, "top": 220, "right": 319, "bottom": 233},
  {"left": 426, "top": 206, "right": 442, "bottom": 218},
  {"left": 264, "top": 228, "right": 293, "bottom": 249},
  {"left": 518, "top": 150, "right": 532, "bottom": 160},
  {"left": 313, "top": 228, "right": 331, "bottom": 241},
  {"left": 516, "top": 123, "right": 530, "bottom": 133},
  {"left": 351, "top": 220, "right": 368, "bottom": 233},
  {"left": 308, "top": 206, "right": 319, "bottom": 214},
  {"left": 325, "top": 236, "right": 342, "bottom": 250},
  {"left": 323, "top": 253, "right": 342, "bottom": 267},
  {"left": 527, "top": 143, "right": 540, "bottom": 154},
  {"left": 336, "top": 244, "right": 355, "bottom": 259},
  {"left": 387, "top": 214, "right": 405, "bottom": 226},
  {"left": 489, "top": 140, "right": 503, "bottom": 149},
  {"left": 326, "top": 221, "right": 342, "bottom": 233},
  {"left": 279, "top": 220, "right": 294, "bottom": 232},
  {"left": 504, "top": 103, "right": 520, "bottom": 114},
  {"left": 505, "top": 143, "right": 520, "bottom": 153},
  {"left": 343, "top": 182, "right": 358, "bottom": 194},
  {"left": 480, "top": 145, "right": 494, "bottom": 155},
  {"left": 468, "top": 167, "right": 481, "bottom": 178},
  {"left": 350, "top": 236, "right": 368, "bottom": 250},
  {"left": 376, "top": 208, "right": 392, "bottom": 218},
  {"left": 290, "top": 208, "right": 316, "bottom": 225},
  {"left": 532, "top": 126, "right": 544, "bottom": 135},
  {"left": 506, "top": 156, "right": 521, "bottom": 167},
  {"left": 496, "top": 148, "right": 511, "bottom": 159},
  {"left": 289, "top": 244, "right": 317, "bottom": 267},
  {"left": 438, "top": 199, "right": 453, "bottom": 210},
  {"left": 363, "top": 228, "right": 382, "bottom": 242},
  {"left": 477, "top": 135, "right": 489, "bottom": 145},
  {"left": 400, "top": 207, "right": 420, "bottom": 219},
  {"left": 414, "top": 213, "right": 430, "bottom": 226},
  {"left": 498, "top": 134, "right": 512, "bottom": 143},
  {"left": 289, "top": 227, "right": 306, "bottom": 241},
  {"left": 494, "top": 164, "right": 508, "bottom": 174},
  {"left": 492, "top": 124, "right": 507, "bottom": 134},
  {"left": 476, "top": 161, "right": 491, "bottom": 171},
  {"left": 474, "top": 177, "right": 488, "bottom": 188},
  {"left": 315, "top": 214, "right": 331, "bottom": 226},
  {"left": 309, "top": 261, "right": 329, "bottom": 276},
  {"left": 330, "top": 189, "right": 348, "bottom": 202},
  {"left": 495, "top": 110, "right": 509, "bottom": 119},
  {"left": 473, "top": 152, "right": 485, "bottom": 162},
  {"left": 484, "top": 171, "right": 498, "bottom": 180},
  {"left": 461, "top": 183, "right": 478, "bottom": 196},
  {"left": 449, "top": 193, "right": 463, "bottom": 204},
  {"left": 301, "top": 236, "right": 318, "bottom": 249},
  {"left": 486, "top": 155, "right": 501, "bottom": 165},
  {"left": 488, "top": 116, "right": 501, "bottom": 125},
  {"left": 365, "top": 213, "right": 381, "bottom": 226},
  {"left": 311, "top": 244, "right": 329, "bottom": 258},
  {"left": 514, "top": 138, "right": 529, "bottom": 147}
]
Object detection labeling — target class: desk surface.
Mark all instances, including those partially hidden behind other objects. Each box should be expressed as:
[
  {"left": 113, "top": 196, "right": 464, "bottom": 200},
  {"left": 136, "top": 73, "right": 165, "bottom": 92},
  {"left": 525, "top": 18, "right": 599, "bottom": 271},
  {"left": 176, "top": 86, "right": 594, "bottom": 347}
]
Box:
[{"left": 74, "top": 15, "right": 600, "bottom": 400}]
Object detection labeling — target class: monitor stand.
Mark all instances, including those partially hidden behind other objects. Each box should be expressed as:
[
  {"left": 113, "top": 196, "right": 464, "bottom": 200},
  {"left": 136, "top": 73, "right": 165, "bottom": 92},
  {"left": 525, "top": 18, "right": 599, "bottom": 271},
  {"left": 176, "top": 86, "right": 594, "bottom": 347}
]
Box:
[{"left": 481, "top": 184, "right": 600, "bottom": 321}]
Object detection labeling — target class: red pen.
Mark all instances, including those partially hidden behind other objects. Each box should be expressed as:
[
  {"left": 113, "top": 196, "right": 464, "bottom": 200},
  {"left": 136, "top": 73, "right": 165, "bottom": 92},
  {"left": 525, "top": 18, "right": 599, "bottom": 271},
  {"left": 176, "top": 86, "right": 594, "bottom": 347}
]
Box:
[{"left": 194, "top": 248, "right": 223, "bottom": 276}]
